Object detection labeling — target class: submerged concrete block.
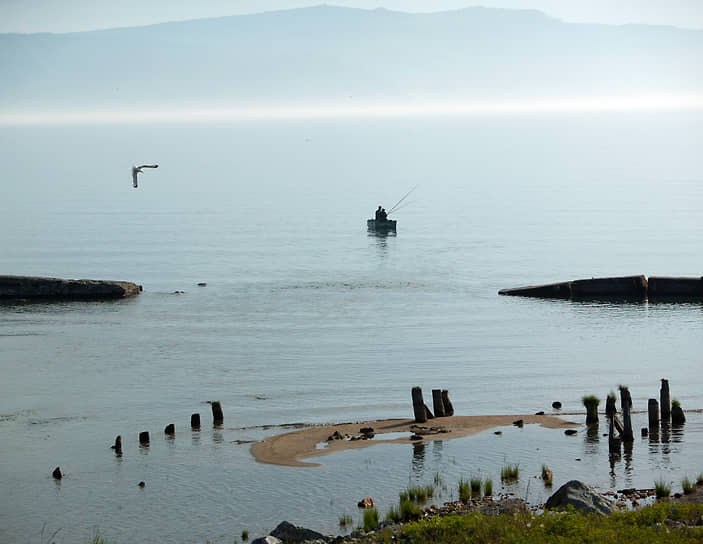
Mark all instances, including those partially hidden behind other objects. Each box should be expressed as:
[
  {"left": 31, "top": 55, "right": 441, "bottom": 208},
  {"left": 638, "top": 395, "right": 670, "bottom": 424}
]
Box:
[
  {"left": 0, "top": 275, "right": 141, "bottom": 300},
  {"left": 648, "top": 277, "right": 703, "bottom": 298},
  {"left": 498, "top": 281, "right": 571, "bottom": 298},
  {"left": 569, "top": 275, "right": 647, "bottom": 299}
]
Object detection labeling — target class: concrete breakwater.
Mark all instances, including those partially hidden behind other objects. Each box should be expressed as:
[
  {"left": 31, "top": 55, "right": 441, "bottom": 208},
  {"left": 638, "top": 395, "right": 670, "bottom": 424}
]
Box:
[
  {"left": 0, "top": 275, "right": 142, "bottom": 300},
  {"left": 499, "top": 275, "right": 703, "bottom": 300}
]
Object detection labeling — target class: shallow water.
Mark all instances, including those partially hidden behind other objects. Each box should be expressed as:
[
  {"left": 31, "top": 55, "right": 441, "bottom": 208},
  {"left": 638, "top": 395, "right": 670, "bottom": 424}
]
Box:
[{"left": 1, "top": 113, "right": 702, "bottom": 543}]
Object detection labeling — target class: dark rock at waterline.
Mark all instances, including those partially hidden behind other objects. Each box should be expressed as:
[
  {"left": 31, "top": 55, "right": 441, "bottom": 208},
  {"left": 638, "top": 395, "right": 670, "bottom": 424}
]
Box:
[
  {"left": 535, "top": 411, "right": 545, "bottom": 415},
  {"left": 513, "top": 419, "right": 524, "bottom": 428},
  {"left": 0, "top": 275, "right": 141, "bottom": 300},
  {"left": 164, "top": 423, "right": 175, "bottom": 435},
  {"left": 545, "top": 480, "right": 617, "bottom": 515},
  {"left": 672, "top": 403, "right": 686, "bottom": 424},
  {"left": 357, "top": 497, "right": 375, "bottom": 508},
  {"left": 197, "top": 282, "right": 207, "bottom": 287},
  {"left": 564, "top": 429, "right": 578, "bottom": 435},
  {"left": 552, "top": 401, "right": 562, "bottom": 409},
  {"left": 138, "top": 481, "right": 145, "bottom": 487},
  {"left": 111, "top": 435, "right": 122, "bottom": 454},
  {"left": 270, "top": 521, "right": 333, "bottom": 542},
  {"left": 52, "top": 466, "right": 63, "bottom": 479}
]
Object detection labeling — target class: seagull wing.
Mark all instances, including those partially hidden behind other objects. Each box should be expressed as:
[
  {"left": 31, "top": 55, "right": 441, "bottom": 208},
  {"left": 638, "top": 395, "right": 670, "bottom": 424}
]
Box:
[{"left": 137, "top": 164, "right": 158, "bottom": 169}]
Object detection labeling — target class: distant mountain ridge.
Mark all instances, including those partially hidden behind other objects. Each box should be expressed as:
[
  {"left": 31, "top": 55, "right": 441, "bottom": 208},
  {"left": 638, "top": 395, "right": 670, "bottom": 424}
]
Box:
[{"left": 1, "top": 4, "right": 701, "bottom": 111}]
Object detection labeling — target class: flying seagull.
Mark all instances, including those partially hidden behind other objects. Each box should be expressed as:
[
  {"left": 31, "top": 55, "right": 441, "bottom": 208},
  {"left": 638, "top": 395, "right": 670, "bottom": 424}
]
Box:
[{"left": 132, "top": 164, "right": 158, "bottom": 188}]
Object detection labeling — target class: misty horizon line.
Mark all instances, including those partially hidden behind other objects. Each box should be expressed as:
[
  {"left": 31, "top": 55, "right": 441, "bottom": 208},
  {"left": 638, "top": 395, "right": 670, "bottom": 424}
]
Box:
[{"left": 2, "top": 94, "right": 702, "bottom": 125}]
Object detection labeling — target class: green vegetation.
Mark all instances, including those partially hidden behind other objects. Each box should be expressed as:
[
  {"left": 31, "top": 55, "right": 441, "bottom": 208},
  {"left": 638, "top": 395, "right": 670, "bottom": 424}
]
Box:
[
  {"left": 363, "top": 508, "right": 379, "bottom": 532},
  {"left": 470, "top": 477, "right": 482, "bottom": 498},
  {"left": 501, "top": 464, "right": 519, "bottom": 482},
  {"left": 655, "top": 478, "right": 671, "bottom": 499},
  {"left": 458, "top": 478, "right": 472, "bottom": 502},
  {"left": 682, "top": 476, "right": 695, "bottom": 495},
  {"left": 241, "top": 529, "right": 249, "bottom": 541},
  {"left": 339, "top": 514, "right": 353, "bottom": 528},
  {"left": 434, "top": 472, "right": 444, "bottom": 487},
  {"left": 402, "top": 484, "right": 434, "bottom": 502},
  {"left": 672, "top": 399, "right": 681, "bottom": 408},
  {"left": 484, "top": 478, "right": 493, "bottom": 497},
  {"left": 697, "top": 473, "right": 703, "bottom": 486},
  {"left": 400, "top": 503, "right": 703, "bottom": 544},
  {"left": 386, "top": 497, "right": 423, "bottom": 523}
]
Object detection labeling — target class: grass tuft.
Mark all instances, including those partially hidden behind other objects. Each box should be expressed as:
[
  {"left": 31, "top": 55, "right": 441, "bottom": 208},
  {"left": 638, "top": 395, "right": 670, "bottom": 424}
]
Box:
[
  {"left": 363, "top": 508, "right": 379, "bottom": 532},
  {"left": 339, "top": 514, "right": 353, "bottom": 528},
  {"left": 458, "top": 478, "right": 472, "bottom": 502},
  {"left": 682, "top": 476, "right": 695, "bottom": 495},
  {"left": 655, "top": 478, "right": 671, "bottom": 499},
  {"left": 470, "top": 477, "right": 482, "bottom": 498},
  {"left": 483, "top": 478, "right": 493, "bottom": 496},
  {"left": 501, "top": 464, "right": 519, "bottom": 482}
]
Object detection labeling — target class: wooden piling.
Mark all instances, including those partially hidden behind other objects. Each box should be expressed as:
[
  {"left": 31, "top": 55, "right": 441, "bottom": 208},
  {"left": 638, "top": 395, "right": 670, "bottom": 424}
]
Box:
[
  {"left": 139, "top": 431, "right": 150, "bottom": 445},
  {"left": 583, "top": 396, "right": 599, "bottom": 425},
  {"left": 164, "top": 423, "right": 175, "bottom": 435},
  {"left": 211, "top": 401, "right": 224, "bottom": 424},
  {"left": 648, "top": 399, "right": 659, "bottom": 428},
  {"left": 412, "top": 387, "right": 427, "bottom": 423},
  {"left": 660, "top": 379, "right": 671, "bottom": 422},
  {"left": 432, "top": 389, "right": 446, "bottom": 418},
  {"left": 52, "top": 466, "right": 63, "bottom": 480},
  {"left": 605, "top": 394, "right": 617, "bottom": 419},
  {"left": 191, "top": 413, "right": 200, "bottom": 429},
  {"left": 112, "top": 435, "right": 122, "bottom": 454},
  {"left": 619, "top": 387, "right": 634, "bottom": 443},
  {"left": 441, "top": 390, "right": 454, "bottom": 416}
]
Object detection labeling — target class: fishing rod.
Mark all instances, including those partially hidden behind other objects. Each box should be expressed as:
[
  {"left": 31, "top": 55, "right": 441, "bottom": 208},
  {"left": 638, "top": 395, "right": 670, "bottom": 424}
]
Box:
[{"left": 387, "top": 184, "right": 418, "bottom": 215}]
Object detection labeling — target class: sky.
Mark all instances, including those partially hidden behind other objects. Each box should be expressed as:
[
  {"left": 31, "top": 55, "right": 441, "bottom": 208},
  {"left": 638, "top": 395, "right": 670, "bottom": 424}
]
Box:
[{"left": 1, "top": 0, "right": 703, "bottom": 33}]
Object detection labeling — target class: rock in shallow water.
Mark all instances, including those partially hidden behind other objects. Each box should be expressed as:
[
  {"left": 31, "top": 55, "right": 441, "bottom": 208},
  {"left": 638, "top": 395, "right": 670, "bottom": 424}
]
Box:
[
  {"left": 545, "top": 480, "right": 617, "bottom": 515},
  {"left": 270, "top": 521, "right": 333, "bottom": 542}
]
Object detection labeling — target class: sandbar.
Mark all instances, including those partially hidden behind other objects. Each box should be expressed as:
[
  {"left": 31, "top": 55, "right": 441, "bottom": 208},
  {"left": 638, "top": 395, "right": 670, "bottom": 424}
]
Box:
[{"left": 250, "top": 414, "right": 577, "bottom": 467}]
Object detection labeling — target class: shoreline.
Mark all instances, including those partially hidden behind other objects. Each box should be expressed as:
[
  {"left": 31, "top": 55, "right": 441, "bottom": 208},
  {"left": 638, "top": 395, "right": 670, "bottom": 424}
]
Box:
[{"left": 250, "top": 414, "right": 578, "bottom": 467}]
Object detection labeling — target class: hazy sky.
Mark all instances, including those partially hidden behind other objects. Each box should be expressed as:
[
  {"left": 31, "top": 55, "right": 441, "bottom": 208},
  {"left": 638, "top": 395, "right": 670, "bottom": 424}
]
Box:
[{"left": 2, "top": 0, "right": 703, "bottom": 33}]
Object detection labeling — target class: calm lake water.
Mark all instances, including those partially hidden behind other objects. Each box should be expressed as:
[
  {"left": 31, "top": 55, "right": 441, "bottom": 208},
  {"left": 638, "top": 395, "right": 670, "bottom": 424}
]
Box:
[{"left": 1, "top": 112, "right": 702, "bottom": 543}]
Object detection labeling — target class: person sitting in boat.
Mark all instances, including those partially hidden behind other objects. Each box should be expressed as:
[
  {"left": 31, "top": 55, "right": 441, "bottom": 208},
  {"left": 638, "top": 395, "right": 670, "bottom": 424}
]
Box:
[
  {"left": 379, "top": 208, "right": 388, "bottom": 222},
  {"left": 375, "top": 205, "right": 383, "bottom": 221}
]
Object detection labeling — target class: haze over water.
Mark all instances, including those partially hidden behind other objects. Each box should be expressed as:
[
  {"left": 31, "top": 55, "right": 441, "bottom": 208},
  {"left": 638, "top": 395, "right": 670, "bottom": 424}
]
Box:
[{"left": 1, "top": 111, "right": 702, "bottom": 542}]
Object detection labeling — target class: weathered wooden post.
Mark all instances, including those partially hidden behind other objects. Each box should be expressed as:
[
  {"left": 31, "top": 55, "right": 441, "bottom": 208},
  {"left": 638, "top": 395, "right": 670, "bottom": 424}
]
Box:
[
  {"left": 412, "top": 387, "right": 427, "bottom": 423},
  {"left": 164, "top": 423, "right": 175, "bottom": 435},
  {"left": 605, "top": 394, "right": 617, "bottom": 419},
  {"left": 52, "top": 466, "right": 63, "bottom": 479},
  {"left": 441, "top": 390, "right": 454, "bottom": 416},
  {"left": 660, "top": 379, "right": 671, "bottom": 422},
  {"left": 648, "top": 399, "right": 659, "bottom": 428},
  {"left": 112, "top": 435, "right": 122, "bottom": 454},
  {"left": 211, "top": 401, "right": 224, "bottom": 425},
  {"left": 583, "top": 395, "right": 599, "bottom": 425},
  {"left": 619, "top": 386, "right": 634, "bottom": 443},
  {"left": 671, "top": 400, "right": 686, "bottom": 424},
  {"left": 432, "top": 389, "right": 446, "bottom": 417},
  {"left": 139, "top": 431, "right": 150, "bottom": 445},
  {"left": 608, "top": 416, "right": 620, "bottom": 453},
  {"left": 191, "top": 413, "right": 200, "bottom": 429}
]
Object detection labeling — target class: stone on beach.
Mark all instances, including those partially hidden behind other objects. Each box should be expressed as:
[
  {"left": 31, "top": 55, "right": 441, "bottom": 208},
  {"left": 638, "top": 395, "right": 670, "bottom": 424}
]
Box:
[
  {"left": 545, "top": 480, "right": 617, "bottom": 515},
  {"left": 357, "top": 496, "right": 375, "bottom": 508}
]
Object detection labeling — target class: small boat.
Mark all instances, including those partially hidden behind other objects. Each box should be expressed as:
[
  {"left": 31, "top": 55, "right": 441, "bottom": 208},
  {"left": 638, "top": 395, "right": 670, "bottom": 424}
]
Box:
[{"left": 367, "top": 219, "right": 397, "bottom": 231}]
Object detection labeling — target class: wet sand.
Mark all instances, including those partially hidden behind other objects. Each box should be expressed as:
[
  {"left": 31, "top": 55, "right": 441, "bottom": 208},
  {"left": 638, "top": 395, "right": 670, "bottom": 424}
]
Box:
[{"left": 251, "top": 414, "right": 578, "bottom": 467}]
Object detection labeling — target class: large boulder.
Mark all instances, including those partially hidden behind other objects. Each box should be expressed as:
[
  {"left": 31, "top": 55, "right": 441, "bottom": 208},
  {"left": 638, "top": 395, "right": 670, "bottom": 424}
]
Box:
[
  {"left": 545, "top": 480, "right": 617, "bottom": 515},
  {"left": 269, "top": 521, "right": 333, "bottom": 543}
]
